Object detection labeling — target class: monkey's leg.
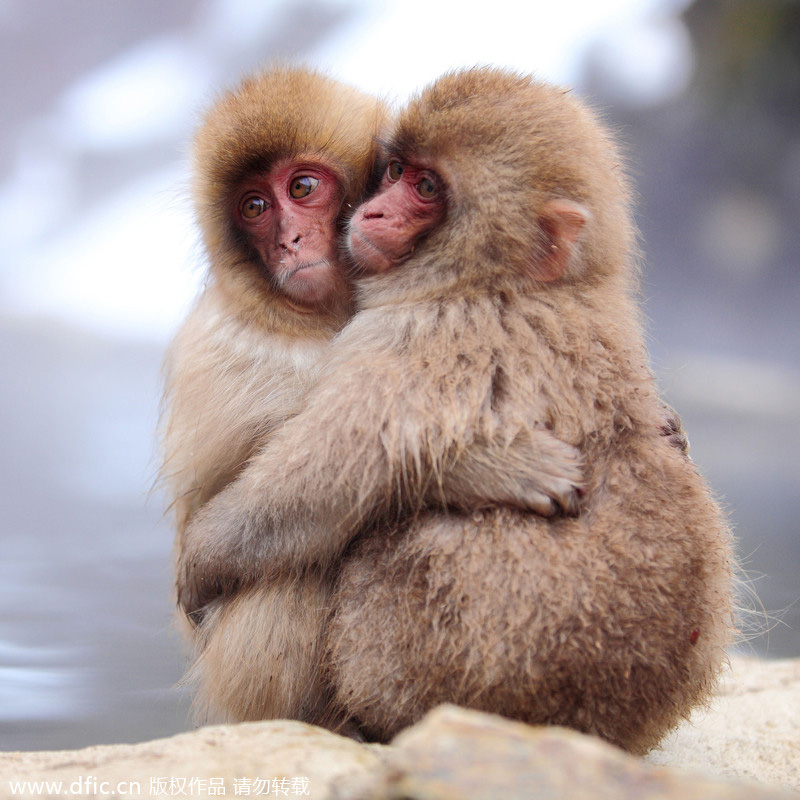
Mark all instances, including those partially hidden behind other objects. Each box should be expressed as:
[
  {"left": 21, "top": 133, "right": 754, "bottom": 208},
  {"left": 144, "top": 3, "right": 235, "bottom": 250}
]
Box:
[{"left": 187, "top": 572, "right": 340, "bottom": 727}]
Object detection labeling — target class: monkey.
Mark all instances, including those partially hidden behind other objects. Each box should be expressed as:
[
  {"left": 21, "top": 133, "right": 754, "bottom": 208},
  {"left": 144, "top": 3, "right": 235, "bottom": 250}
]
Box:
[
  {"left": 325, "top": 68, "right": 734, "bottom": 752},
  {"left": 163, "top": 65, "right": 584, "bottom": 729},
  {"left": 160, "top": 65, "right": 388, "bottom": 726},
  {"left": 175, "top": 67, "right": 732, "bottom": 754}
]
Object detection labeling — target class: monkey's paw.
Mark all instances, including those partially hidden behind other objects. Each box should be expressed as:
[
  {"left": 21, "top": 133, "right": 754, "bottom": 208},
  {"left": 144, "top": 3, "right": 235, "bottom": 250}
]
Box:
[
  {"left": 520, "top": 435, "right": 585, "bottom": 517},
  {"left": 176, "top": 550, "right": 241, "bottom": 624},
  {"left": 175, "top": 502, "right": 247, "bottom": 621},
  {"left": 176, "top": 557, "right": 240, "bottom": 624},
  {"left": 521, "top": 475, "right": 584, "bottom": 518},
  {"left": 659, "top": 403, "right": 690, "bottom": 455}
]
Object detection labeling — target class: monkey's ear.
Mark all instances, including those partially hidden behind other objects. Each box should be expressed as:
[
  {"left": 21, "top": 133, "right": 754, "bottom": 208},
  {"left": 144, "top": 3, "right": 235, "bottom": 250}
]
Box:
[{"left": 535, "top": 199, "right": 589, "bottom": 282}]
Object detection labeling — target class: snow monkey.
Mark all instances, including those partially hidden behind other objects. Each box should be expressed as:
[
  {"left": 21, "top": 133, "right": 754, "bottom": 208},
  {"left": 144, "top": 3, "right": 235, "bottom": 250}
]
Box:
[
  {"left": 161, "top": 66, "right": 389, "bottom": 725},
  {"left": 176, "top": 67, "right": 731, "bottom": 753},
  {"left": 327, "top": 68, "right": 734, "bottom": 752},
  {"left": 163, "top": 66, "right": 583, "bottom": 728}
]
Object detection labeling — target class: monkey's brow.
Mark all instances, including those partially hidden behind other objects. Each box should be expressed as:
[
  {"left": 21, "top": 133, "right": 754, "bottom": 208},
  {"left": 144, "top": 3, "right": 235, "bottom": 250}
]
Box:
[{"left": 374, "top": 134, "right": 407, "bottom": 159}]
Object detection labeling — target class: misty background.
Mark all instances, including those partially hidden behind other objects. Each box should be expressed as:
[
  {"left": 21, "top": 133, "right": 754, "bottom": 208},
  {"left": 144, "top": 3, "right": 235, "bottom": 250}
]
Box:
[{"left": 0, "top": 0, "right": 798, "bottom": 751}]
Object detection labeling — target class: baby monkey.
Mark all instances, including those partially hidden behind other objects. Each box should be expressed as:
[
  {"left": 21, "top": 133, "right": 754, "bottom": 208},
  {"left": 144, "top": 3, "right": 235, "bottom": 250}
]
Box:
[
  {"left": 161, "top": 66, "right": 386, "bottom": 725},
  {"left": 176, "top": 67, "right": 731, "bottom": 753}
]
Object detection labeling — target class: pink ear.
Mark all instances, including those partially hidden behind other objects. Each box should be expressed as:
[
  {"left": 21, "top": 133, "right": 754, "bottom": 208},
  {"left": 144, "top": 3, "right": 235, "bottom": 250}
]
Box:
[{"left": 535, "top": 199, "right": 588, "bottom": 282}]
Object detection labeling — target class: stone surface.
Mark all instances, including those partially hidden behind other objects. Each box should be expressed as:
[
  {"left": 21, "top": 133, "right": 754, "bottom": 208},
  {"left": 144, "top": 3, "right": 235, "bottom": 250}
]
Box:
[
  {"left": 0, "top": 722, "right": 384, "bottom": 799},
  {"left": 648, "top": 656, "right": 800, "bottom": 791},
  {"left": 1, "top": 657, "right": 797, "bottom": 799},
  {"left": 371, "top": 705, "right": 795, "bottom": 800}
]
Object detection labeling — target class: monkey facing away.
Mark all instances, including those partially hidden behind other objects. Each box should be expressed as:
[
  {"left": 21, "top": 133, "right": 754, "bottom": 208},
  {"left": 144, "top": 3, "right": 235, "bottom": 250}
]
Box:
[
  {"left": 176, "top": 67, "right": 733, "bottom": 753},
  {"left": 161, "top": 66, "right": 388, "bottom": 725}
]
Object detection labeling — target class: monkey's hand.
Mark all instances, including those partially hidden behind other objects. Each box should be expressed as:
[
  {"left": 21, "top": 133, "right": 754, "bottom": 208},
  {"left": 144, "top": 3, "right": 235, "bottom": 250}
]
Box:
[
  {"left": 175, "top": 473, "right": 343, "bottom": 620},
  {"left": 659, "top": 403, "right": 690, "bottom": 455},
  {"left": 175, "top": 486, "right": 259, "bottom": 621},
  {"left": 440, "top": 428, "right": 585, "bottom": 517}
]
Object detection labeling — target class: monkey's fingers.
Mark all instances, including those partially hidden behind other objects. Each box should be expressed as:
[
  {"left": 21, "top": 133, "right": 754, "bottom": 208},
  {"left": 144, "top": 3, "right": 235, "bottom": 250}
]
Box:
[
  {"left": 666, "top": 430, "right": 690, "bottom": 455},
  {"left": 659, "top": 403, "right": 691, "bottom": 455},
  {"left": 524, "top": 478, "right": 584, "bottom": 518},
  {"left": 525, "top": 435, "right": 585, "bottom": 517},
  {"left": 516, "top": 489, "right": 561, "bottom": 518},
  {"left": 557, "top": 479, "right": 585, "bottom": 516}
]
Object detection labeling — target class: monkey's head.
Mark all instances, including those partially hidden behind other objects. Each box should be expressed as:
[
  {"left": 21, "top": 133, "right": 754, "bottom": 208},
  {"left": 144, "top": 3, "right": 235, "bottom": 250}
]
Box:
[
  {"left": 193, "top": 66, "right": 388, "bottom": 316},
  {"left": 348, "top": 67, "right": 637, "bottom": 296}
]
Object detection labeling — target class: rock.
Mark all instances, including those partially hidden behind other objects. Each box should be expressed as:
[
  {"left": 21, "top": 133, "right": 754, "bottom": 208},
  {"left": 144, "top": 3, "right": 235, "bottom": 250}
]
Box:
[
  {"left": 0, "top": 722, "right": 384, "bottom": 799},
  {"left": 648, "top": 656, "right": 800, "bottom": 791},
  {"left": 1, "top": 657, "right": 797, "bottom": 799},
  {"left": 365, "top": 705, "right": 795, "bottom": 800}
]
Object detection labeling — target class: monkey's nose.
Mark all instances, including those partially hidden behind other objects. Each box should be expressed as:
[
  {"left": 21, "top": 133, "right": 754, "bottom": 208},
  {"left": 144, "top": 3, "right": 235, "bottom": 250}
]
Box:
[{"left": 279, "top": 234, "right": 302, "bottom": 252}]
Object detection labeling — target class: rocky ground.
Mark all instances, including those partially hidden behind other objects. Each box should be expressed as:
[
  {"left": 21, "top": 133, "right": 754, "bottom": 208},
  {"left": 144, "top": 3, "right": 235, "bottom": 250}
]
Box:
[{"left": 1, "top": 656, "right": 797, "bottom": 800}]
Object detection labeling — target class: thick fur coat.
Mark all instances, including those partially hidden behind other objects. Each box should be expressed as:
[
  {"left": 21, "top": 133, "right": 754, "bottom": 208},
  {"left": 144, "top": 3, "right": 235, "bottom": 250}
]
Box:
[
  {"left": 161, "top": 66, "right": 387, "bottom": 723},
  {"left": 325, "top": 69, "right": 734, "bottom": 752}
]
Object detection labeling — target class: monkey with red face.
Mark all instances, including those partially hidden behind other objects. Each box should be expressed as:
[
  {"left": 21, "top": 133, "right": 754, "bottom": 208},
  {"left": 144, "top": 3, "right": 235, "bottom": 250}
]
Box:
[
  {"left": 161, "top": 66, "right": 386, "bottom": 725},
  {"left": 176, "top": 67, "right": 732, "bottom": 753}
]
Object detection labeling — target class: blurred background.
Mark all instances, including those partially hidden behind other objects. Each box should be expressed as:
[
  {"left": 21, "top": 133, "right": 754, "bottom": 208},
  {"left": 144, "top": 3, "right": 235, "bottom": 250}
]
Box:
[{"left": 0, "top": 0, "right": 798, "bottom": 751}]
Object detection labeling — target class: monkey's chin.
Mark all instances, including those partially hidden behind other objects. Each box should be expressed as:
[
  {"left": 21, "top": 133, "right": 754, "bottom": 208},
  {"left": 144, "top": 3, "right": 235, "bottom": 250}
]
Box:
[
  {"left": 280, "top": 260, "right": 340, "bottom": 307},
  {"left": 347, "top": 229, "right": 396, "bottom": 275}
]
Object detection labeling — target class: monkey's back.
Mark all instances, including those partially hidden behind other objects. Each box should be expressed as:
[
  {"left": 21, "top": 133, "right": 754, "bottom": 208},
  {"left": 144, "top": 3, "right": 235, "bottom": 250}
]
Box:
[{"left": 327, "top": 288, "right": 734, "bottom": 753}]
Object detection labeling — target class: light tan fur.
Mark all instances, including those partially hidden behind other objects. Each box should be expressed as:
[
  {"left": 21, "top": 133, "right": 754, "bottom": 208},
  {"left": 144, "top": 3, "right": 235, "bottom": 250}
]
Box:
[
  {"left": 326, "top": 69, "right": 734, "bottom": 752},
  {"left": 175, "top": 67, "right": 733, "bottom": 753},
  {"left": 161, "top": 66, "right": 387, "bottom": 725}
]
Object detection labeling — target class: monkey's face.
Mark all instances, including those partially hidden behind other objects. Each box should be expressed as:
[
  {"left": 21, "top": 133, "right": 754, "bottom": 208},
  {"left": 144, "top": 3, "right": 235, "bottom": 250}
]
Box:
[
  {"left": 347, "top": 158, "right": 446, "bottom": 274},
  {"left": 235, "top": 160, "right": 347, "bottom": 307}
]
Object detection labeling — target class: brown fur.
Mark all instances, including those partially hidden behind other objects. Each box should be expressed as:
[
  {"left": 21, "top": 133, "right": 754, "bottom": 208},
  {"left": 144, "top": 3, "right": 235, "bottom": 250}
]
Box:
[
  {"left": 175, "top": 67, "right": 733, "bottom": 753},
  {"left": 161, "top": 66, "right": 387, "bottom": 725},
  {"left": 325, "top": 68, "right": 733, "bottom": 752}
]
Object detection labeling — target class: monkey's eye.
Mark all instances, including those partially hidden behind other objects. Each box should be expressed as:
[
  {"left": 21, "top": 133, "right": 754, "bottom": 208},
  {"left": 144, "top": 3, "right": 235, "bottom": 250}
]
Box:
[
  {"left": 241, "top": 195, "right": 268, "bottom": 219},
  {"left": 289, "top": 176, "right": 320, "bottom": 199},
  {"left": 387, "top": 160, "right": 404, "bottom": 181},
  {"left": 417, "top": 176, "right": 438, "bottom": 199}
]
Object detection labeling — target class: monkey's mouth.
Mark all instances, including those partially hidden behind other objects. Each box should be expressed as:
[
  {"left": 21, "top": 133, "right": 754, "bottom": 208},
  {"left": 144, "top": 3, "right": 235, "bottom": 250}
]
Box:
[
  {"left": 295, "top": 259, "right": 323, "bottom": 272},
  {"left": 274, "top": 259, "right": 333, "bottom": 294},
  {"left": 282, "top": 259, "right": 328, "bottom": 279}
]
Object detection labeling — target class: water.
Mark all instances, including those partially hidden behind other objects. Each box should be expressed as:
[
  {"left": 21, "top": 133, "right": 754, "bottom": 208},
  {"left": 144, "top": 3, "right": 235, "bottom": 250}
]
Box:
[{"left": 0, "top": 317, "right": 191, "bottom": 751}]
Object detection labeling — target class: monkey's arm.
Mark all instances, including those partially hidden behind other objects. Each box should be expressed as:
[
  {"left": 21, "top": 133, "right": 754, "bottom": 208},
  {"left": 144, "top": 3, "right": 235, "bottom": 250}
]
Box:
[
  {"left": 162, "top": 289, "right": 322, "bottom": 536},
  {"left": 176, "top": 439, "right": 376, "bottom": 619},
  {"left": 175, "top": 303, "right": 586, "bottom": 617},
  {"left": 176, "top": 415, "right": 584, "bottom": 618}
]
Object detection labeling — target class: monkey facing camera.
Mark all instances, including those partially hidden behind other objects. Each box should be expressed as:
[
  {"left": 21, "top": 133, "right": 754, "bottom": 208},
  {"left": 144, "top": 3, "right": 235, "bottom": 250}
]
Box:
[{"left": 161, "top": 66, "right": 388, "bottom": 726}]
